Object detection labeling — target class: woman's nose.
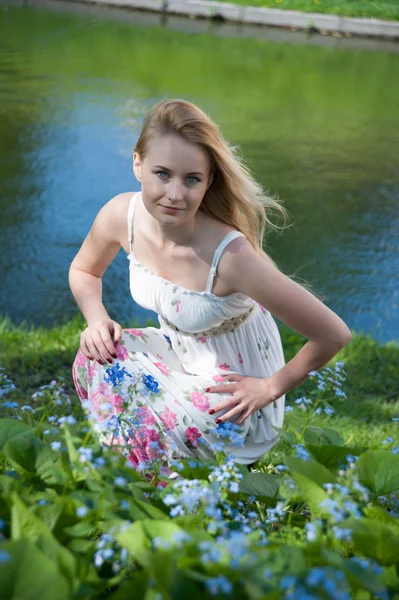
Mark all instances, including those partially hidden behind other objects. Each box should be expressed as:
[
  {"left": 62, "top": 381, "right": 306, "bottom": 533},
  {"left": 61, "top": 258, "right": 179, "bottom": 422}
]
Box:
[{"left": 167, "top": 179, "right": 185, "bottom": 201}]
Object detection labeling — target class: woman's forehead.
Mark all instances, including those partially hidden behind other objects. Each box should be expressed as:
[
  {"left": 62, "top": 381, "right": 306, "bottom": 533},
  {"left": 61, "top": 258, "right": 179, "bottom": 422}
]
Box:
[{"left": 145, "top": 134, "right": 210, "bottom": 172}]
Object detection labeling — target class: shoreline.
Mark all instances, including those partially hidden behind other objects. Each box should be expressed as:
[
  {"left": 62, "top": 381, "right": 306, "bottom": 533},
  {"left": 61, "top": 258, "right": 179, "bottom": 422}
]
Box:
[{"left": 70, "top": 0, "right": 399, "bottom": 40}]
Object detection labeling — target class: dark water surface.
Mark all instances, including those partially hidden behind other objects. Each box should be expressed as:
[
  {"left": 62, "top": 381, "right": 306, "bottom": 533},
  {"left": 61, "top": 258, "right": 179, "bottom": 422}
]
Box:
[{"left": 1, "top": 0, "right": 398, "bottom": 343}]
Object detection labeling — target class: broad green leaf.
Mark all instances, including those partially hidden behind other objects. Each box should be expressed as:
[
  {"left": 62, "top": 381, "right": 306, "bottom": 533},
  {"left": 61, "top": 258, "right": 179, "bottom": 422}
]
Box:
[
  {"left": 338, "top": 518, "right": 399, "bottom": 566},
  {"left": 321, "top": 548, "right": 385, "bottom": 594},
  {"left": 0, "top": 539, "right": 70, "bottom": 600},
  {"left": 272, "top": 425, "right": 296, "bottom": 444},
  {"left": 116, "top": 519, "right": 184, "bottom": 568},
  {"left": 11, "top": 492, "right": 54, "bottom": 541},
  {"left": 303, "top": 427, "right": 344, "bottom": 446},
  {"left": 363, "top": 505, "right": 399, "bottom": 536},
  {"left": 306, "top": 444, "right": 362, "bottom": 470},
  {"left": 290, "top": 472, "right": 329, "bottom": 516},
  {"left": 4, "top": 435, "right": 43, "bottom": 474},
  {"left": 10, "top": 494, "right": 76, "bottom": 585},
  {"left": 0, "top": 473, "right": 20, "bottom": 495},
  {"left": 129, "top": 498, "right": 169, "bottom": 521},
  {"left": 355, "top": 450, "right": 399, "bottom": 494},
  {"left": 239, "top": 472, "right": 280, "bottom": 502},
  {"left": 105, "top": 572, "right": 148, "bottom": 600},
  {"left": 63, "top": 521, "right": 97, "bottom": 538},
  {"left": 285, "top": 456, "right": 336, "bottom": 487},
  {"left": 177, "top": 458, "right": 215, "bottom": 480},
  {"left": 0, "top": 419, "right": 34, "bottom": 451}
]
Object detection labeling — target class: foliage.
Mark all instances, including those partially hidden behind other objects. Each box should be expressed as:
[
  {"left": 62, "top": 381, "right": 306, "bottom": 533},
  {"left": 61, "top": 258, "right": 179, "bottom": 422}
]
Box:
[
  {"left": 0, "top": 316, "right": 399, "bottom": 598},
  {"left": 218, "top": 0, "right": 399, "bottom": 21}
]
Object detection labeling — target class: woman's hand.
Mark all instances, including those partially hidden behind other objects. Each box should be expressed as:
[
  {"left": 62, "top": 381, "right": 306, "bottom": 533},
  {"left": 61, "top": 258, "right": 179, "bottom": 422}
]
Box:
[
  {"left": 205, "top": 373, "right": 277, "bottom": 425},
  {"left": 80, "top": 318, "right": 123, "bottom": 364}
]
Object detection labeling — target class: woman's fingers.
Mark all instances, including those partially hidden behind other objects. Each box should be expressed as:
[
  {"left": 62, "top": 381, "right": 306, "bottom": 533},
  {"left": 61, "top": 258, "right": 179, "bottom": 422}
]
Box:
[
  {"left": 216, "top": 403, "right": 245, "bottom": 424},
  {"left": 112, "top": 322, "right": 123, "bottom": 346},
  {"left": 80, "top": 338, "right": 93, "bottom": 360}
]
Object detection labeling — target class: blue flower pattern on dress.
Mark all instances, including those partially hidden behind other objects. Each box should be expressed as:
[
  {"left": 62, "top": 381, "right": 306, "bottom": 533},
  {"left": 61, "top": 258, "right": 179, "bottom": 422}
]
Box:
[
  {"left": 104, "top": 363, "right": 132, "bottom": 387},
  {"left": 163, "top": 334, "right": 172, "bottom": 347},
  {"left": 142, "top": 373, "right": 159, "bottom": 393}
]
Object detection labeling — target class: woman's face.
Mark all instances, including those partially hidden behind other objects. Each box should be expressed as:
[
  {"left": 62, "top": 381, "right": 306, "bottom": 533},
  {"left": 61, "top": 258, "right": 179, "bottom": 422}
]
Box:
[{"left": 133, "top": 134, "right": 212, "bottom": 224}]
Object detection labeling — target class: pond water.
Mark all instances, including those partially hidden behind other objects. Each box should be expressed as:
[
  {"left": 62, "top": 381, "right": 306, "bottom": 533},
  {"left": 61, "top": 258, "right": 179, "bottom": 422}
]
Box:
[{"left": 1, "top": 0, "right": 398, "bottom": 344}]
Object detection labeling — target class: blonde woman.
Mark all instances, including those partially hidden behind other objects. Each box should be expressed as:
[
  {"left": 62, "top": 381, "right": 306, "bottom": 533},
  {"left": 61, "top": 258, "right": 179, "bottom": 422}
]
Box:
[{"left": 70, "top": 99, "right": 351, "bottom": 473}]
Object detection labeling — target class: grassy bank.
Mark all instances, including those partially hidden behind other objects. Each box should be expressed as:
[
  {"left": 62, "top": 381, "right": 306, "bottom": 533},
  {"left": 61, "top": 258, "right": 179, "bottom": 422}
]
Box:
[
  {"left": 1, "top": 313, "right": 398, "bottom": 462},
  {"left": 219, "top": 0, "right": 399, "bottom": 21},
  {"left": 1, "top": 314, "right": 399, "bottom": 598}
]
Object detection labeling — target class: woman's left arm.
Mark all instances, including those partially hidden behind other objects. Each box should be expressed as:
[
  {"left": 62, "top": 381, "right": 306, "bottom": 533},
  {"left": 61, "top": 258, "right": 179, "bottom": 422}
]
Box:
[{"left": 206, "top": 239, "right": 352, "bottom": 422}]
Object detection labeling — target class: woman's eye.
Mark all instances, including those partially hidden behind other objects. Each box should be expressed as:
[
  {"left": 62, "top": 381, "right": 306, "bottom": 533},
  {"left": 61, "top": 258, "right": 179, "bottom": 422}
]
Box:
[{"left": 155, "top": 171, "right": 199, "bottom": 183}]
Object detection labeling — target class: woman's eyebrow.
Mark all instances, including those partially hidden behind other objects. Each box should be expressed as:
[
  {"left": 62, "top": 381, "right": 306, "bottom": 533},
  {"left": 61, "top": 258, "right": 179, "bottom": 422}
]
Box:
[{"left": 153, "top": 165, "right": 204, "bottom": 176}]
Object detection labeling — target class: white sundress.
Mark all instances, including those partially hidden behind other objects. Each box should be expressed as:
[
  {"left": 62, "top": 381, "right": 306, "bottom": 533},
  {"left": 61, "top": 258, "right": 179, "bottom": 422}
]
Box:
[{"left": 72, "top": 192, "right": 286, "bottom": 469}]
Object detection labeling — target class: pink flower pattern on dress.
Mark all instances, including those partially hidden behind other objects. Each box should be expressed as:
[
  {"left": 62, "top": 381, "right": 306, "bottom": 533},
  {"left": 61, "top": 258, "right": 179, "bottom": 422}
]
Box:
[
  {"left": 190, "top": 391, "right": 210, "bottom": 412},
  {"left": 212, "top": 375, "right": 225, "bottom": 382},
  {"left": 111, "top": 394, "right": 125, "bottom": 413},
  {"left": 75, "top": 350, "right": 87, "bottom": 368},
  {"left": 176, "top": 299, "right": 182, "bottom": 313},
  {"left": 127, "top": 329, "right": 143, "bottom": 337},
  {"left": 116, "top": 344, "right": 129, "bottom": 361},
  {"left": 127, "top": 426, "right": 165, "bottom": 468},
  {"left": 159, "top": 406, "right": 178, "bottom": 430},
  {"left": 154, "top": 361, "right": 169, "bottom": 376},
  {"left": 91, "top": 386, "right": 114, "bottom": 421},
  {"left": 136, "top": 406, "right": 156, "bottom": 426},
  {"left": 218, "top": 362, "right": 231, "bottom": 371},
  {"left": 238, "top": 353, "right": 243, "bottom": 364},
  {"left": 185, "top": 427, "right": 202, "bottom": 447}
]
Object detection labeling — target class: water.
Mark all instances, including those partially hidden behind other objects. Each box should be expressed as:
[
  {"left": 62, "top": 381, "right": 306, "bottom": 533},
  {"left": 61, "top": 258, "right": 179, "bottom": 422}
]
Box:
[{"left": 1, "top": 0, "right": 398, "bottom": 343}]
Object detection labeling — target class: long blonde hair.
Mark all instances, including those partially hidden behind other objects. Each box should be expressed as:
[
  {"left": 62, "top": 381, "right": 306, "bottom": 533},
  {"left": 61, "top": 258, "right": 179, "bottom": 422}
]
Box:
[{"left": 134, "top": 99, "right": 324, "bottom": 300}]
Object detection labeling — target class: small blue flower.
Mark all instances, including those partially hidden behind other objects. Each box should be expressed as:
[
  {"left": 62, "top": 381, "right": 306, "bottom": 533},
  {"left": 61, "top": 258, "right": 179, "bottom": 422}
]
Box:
[
  {"left": 76, "top": 506, "right": 88, "bottom": 517},
  {"left": 2, "top": 401, "right": 18, "bottom": 409},
  {"left": 0, "top": 550, "right": 11, "bottom": 563},
  {"left": 51, "top": 441, "right": 62, "bottom": 451}
]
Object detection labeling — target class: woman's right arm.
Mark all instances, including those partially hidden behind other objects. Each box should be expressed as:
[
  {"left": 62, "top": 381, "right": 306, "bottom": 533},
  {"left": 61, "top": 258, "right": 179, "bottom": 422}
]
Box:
[{"left": 69, "top": 193, "right": 132, "bottom": 362}]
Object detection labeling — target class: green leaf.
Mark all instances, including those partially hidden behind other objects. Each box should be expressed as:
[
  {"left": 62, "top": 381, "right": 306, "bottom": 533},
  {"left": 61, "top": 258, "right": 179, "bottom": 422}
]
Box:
[
  {"left": 129, "top": 498, "right": 169, "bottom": 521},
  {"left": 289, "top": 472, "right": 329, "bottom": 517},
  {"left": 355, "top": 450, "right": 399, "bottom": 494},
  {"left": 363, "top": 505, "right": 399, "bottom": 536},
  {"left": 303, "top": 427, "right": 344, "bottom": 446},
  {"left": 239, "top": 472, "right": 280, "bottom": 502},
  {"left": 0, "top": 419, "right": 34, "bottom": 451},
  {"left": 11, "top": 492, "right": 56, "bottom": 541},
  {"left": 305, "top": 444, "right": 362, "bottom": 470},
  {"left": 338, "top": 518, "right": 399, "bottom": 566},
  {"left": 0, "top": 539, "right": 70, "bottom": 600},
  {"left": 3, "top": 434, "right": 43, "bottom": 474},
  {"left": 272, "top": 425, "right": 296, "bottom": 444},
  {"left": 320, "top": 548, "right": 385, "bottom": 594},
  {"left": 285, "top": 456, "right": 336, "bottom": 487},
  {"left": 177, "top": 458, "right": 216, "bottom": 480},
  {"left": 115, "top": 519, "right": 184, "bottom": 568},
  {"left": 63, "top": 521, "right": 97, "bottom": 538}
]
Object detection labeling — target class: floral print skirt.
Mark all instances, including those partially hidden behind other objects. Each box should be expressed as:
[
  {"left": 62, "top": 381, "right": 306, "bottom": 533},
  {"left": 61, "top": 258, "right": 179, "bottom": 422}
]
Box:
[{"left": 72, "top": 327, "right": 282, "bottom": 472}]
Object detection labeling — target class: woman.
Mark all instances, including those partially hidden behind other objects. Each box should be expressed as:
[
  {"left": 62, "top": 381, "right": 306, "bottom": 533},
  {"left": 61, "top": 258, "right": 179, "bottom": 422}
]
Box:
[{"left": 70, "top": 99, "right": 351, "bottom": 473}]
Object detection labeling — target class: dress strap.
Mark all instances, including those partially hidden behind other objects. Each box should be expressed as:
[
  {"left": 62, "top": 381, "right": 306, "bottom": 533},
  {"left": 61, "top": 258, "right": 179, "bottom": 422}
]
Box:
[
  {"left": 127, "top": 192, "right": 139, "bottom": 253},
  {"left": 205, "top": 230, "right": 245, "bottom": 294}
]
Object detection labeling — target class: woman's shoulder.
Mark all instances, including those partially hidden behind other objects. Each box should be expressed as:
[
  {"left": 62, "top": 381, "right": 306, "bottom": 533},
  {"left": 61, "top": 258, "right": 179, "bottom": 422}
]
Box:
[{"left": 95, "top": 192, "right": 135, "bottom": 251}]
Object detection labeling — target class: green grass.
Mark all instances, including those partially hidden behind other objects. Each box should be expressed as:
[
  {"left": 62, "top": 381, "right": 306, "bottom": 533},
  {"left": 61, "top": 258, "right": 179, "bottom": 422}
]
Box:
[
  {"left": 1, "top": 313, "right": 398, "bottom": 468},
  {"left": 218, "top": 0, "right": 399, "bottom": 21}
]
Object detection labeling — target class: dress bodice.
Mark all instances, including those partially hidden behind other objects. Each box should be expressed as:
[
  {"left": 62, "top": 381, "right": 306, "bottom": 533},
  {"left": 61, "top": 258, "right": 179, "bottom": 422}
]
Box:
[{"left": 127, "top": 192, "right": 255, "bottom": 334}]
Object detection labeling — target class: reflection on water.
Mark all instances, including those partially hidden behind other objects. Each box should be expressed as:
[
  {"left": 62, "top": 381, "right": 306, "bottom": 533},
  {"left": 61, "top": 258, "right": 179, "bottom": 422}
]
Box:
[{"left": 0, "top": 0, "right": 398, "bottom": 343}]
